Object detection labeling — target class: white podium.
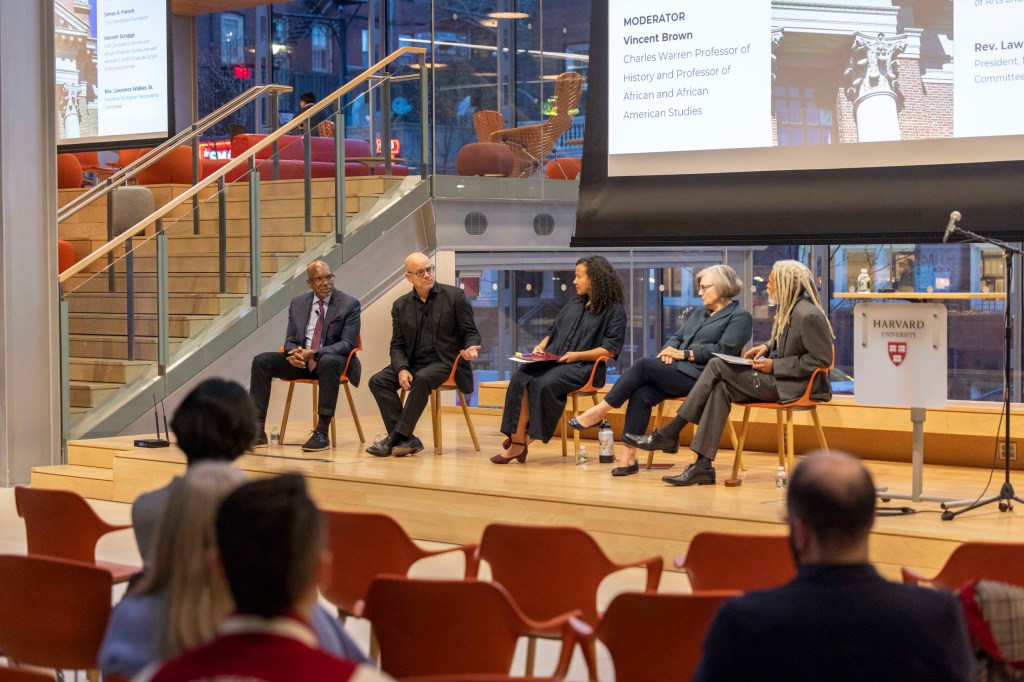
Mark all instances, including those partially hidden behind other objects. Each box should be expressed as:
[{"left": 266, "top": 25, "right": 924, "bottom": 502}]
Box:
[{"left": 853, "top": 301, "right": 948, "bottom": 502}]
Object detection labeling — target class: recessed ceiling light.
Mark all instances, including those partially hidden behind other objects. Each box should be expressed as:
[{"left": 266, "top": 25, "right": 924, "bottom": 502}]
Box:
[{"left": 486, "top": 11, "right": 529, "bottom": 19}]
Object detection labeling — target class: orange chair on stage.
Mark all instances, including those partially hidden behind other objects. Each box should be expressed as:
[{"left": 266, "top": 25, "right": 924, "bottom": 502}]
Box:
[
  {"left": 727, "top": 347, "right": 835, "bottom": 486},
  {"left": 399, "top": 355, "right": 480, "bottom": 455},
  {"left": 14, "top": 485, "right": 139, "bottom": 583},
  {"left": 560, "top": 355, "right": 611, "bottom": 457},
  {"left": 278, "top": 338, "right": 364, "bottom": 445},
  {"left": 647, "top": 396, "right": 742, "bottom": 470}
]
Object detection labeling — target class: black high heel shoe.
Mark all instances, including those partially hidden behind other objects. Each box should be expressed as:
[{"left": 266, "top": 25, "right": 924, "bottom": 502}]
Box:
[
  {"left": 566, "top": 417, "right": 598, "bottom": 431},
  {"left": 491, "top": 441, "right": 528, "bottom": 464},
  {"left": 611, "top": 460, "right": 640, "bottom": 477}
]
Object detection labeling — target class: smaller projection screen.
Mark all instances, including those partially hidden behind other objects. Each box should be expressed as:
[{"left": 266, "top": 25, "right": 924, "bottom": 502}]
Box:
[
  {"left": 56, "top": 0, "right": 173, "bottom": 151},
  {"left": 574, "top": 0, "right": 1024, "bottom": 247}
]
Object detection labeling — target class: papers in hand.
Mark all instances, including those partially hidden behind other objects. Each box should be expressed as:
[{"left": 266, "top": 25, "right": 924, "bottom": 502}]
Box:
[
  {"left": 712, "top": 352, "right": 755, "bottom": 366},
  {"left": 510, "top": 351, "right": 561, "bottom": 364}
]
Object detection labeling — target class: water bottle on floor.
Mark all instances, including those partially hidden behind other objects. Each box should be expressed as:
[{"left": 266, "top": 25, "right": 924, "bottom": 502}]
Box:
[
  {"left": 597, "top": 421, "right": 615, "bottom": 464},
  {"left": 775, "top": 465, "right": 787, "bottom": 488},
  {"left": 577, "top": 445, "right": 589, "bottom": 467},
  {"left": 270, "top": 426, "right": 280, "bottom": 446}
]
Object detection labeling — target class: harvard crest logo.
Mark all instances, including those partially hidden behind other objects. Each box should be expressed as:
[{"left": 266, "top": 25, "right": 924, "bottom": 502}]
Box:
[{"left": 888, "top": 342, "right": 907, "bottom": 367}]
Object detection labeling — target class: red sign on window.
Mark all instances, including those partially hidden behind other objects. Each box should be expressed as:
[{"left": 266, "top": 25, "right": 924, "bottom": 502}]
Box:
[
  {"left": 375, "top": 138, "right": 401, "bottom": 156},
  {"left": 233, "top": 65, "right": 253, "bottom": 79}
]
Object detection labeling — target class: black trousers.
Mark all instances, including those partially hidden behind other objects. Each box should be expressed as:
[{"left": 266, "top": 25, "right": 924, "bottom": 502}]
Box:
[
  {"left": 605, "top": 356, "right": 698, "bottom": 436},
  {"left": 250, "top": 351, "right": 343, "bottom": 424},
  {"left": 678, "top": 357, "right": 780, "bottom": 461},
  {"left": 369, "top": 362, "right": 451, "bottom": 438}
]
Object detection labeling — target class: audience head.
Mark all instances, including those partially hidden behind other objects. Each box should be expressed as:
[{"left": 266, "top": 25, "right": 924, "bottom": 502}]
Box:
[
  {"left": 215, "top": 474, "right": 325, "bottom": 620},
  {"left": 786, "top": 451, "right": 876, "bottom": 565},
  {"left": 574, "top": 254, "right": 625, "bottom": 314},
  {"left": 404, "top": 252, "right": 436, "bottom": 296},
  {"left": 138, "top": 462, "right": 248, "bottom": 656},
  {"left": 299, "top": 92, "right": 316, "bottom": 107},
  {"left": 171, "top": 378, "right": 258, "bottom": 465},
  {"left": 768, "top": 260, "right": 834, "bottom": 343},
  {"left": 696, "top": 264, "right": 743, "bottom": 303}
]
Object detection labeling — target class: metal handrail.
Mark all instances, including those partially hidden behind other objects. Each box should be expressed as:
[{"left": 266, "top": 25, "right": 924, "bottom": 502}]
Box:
[
  {"left": 57, "top": 83, "right": 293, "bottom": 223},
  {"left": 58, "top": 46, "right": 425, "bottom": 284}
]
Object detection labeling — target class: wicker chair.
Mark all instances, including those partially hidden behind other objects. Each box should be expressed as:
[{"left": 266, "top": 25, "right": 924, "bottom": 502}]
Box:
[{"left": 475, "top": 72, "right": 585, "bottom": 177}]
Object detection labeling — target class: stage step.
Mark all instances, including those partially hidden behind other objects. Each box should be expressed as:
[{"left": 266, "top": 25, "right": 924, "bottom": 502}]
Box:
[
  {"left": 66, "top": 272, "right": 262, "bottom": 295},
  {"left": 31, "top": 464, "right": 114, "bottom": 500},
  {"left": 69, "top": 381, "right": 123, "bottom": 409},
  {"left": 69, "top": 312, "right": 214, "bottom": 338},
  {"left": 66, "top": 292, "right": 238, "bottom": 316},
  {"left": 69, "top": 334, "right": 186, "bottom": 361},
  {"left": 68, "top": 358, "right": 151, "bottom": 383}
]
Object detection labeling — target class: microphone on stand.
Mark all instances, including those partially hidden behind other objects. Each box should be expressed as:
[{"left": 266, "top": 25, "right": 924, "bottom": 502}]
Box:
[{"left": 943, "top": 211, "right": 961, "bottom": 243}]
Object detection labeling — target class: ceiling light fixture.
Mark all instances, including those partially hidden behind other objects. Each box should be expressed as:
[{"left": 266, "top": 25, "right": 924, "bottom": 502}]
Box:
[{"left": 486, "top": 11, "right": 529, "bottom": 19}]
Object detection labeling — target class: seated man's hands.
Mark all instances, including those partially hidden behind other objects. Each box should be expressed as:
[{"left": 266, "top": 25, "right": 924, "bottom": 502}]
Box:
[
  {"left": 460, "top": 345, "right": 480, "bottom": 361},
  {"left": 398, "top": 369, "right": 413, "bottom": 391},
  {"left": 287, "top": 347, "right": 313, "bottom": 367},
  {"left": 743, "top": 344, "right": 768, "bottom": 360}
]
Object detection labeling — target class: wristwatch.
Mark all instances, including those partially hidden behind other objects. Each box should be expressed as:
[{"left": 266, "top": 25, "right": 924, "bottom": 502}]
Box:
[{"left": 313, "top": 350, "right": 321, "bottom": 362}]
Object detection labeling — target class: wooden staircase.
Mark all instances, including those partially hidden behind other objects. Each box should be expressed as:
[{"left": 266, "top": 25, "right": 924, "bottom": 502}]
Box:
[{"left": 58, "top": 174, "right": 403, "bottom": 428}]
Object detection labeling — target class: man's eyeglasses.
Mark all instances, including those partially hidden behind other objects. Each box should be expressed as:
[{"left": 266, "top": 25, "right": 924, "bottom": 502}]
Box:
[
  {"left": 407, "top": 265, "right": 436, "bottom": 279},
  {"left": 310, "top": 274, "right": 335, "bottom": 284}
]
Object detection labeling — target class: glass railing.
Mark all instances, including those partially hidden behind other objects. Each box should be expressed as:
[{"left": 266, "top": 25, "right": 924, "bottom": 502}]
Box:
[{"left": 59, "top": 48, "right": 430, "bottom": 441}]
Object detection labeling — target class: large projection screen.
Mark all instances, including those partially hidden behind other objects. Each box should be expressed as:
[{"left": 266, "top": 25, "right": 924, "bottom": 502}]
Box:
[
  {"left": 56, "top": 0, "right": 173, "bottom": 151},
  {"left": 574, "top": 0, "right": 1024, "bottom": 247}
]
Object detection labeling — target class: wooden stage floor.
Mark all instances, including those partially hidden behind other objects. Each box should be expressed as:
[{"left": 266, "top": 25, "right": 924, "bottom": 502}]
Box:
[{"left": 66, "top": 412, "right": 1024, "bottom": 582}]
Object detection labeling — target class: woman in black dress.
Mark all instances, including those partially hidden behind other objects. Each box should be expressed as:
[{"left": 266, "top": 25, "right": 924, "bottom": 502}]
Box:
[
  {"left": 491, "top": 255, "right": 626, "bottom": 464},
  {"left": 566, "top": 264, "right": 751, "bottom": 476}
]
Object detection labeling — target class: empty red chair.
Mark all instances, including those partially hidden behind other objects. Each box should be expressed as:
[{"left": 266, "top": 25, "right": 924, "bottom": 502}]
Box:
[
  {"left": 58, "top": 240, "right": 78, "bottom": 274},
  {"left": 675, "top": 531, "right": 796, "bottom": 592},
  {"left": 57, "top": 154, "right": 83, "bottom": 189},
  {"left": 902, "top": 542, "right": 1024, "bottom": 589}
]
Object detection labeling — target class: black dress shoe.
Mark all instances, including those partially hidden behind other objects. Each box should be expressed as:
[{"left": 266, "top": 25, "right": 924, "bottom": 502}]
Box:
[
  {"left": 611, "top": 461, "right": 639, "bottom": 477},
  {"left": 366, "top": 435, "right": 394, "bottom": 457},
  {"left": 662, "top": 463, "right": 716, "bottom": 487},
  {"left": 391, "top": 436, "right": 424, "bottom": 457},
  {"left": 301, "top": 431, "right": 331, "bottom": 452},
  {"left": 566, "top": 417, "right": 597, "bottom": 432},
  {"left": 252, "top": 432, "right": 268, "bottom": 449},
  {"left": 623, "top": 430, "right": 679, "bottom": 454}
]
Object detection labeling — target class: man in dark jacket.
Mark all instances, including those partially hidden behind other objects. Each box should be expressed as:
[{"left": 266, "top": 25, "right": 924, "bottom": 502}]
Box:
[
  {"left": 367, "top": 252, "right": 481, "bottom": 457},
  {"left": 250, "top": 260, "right": 361, "bottom": 452},
  {"left": 694, "top": 451, "right": 975, "bottom": 681}
]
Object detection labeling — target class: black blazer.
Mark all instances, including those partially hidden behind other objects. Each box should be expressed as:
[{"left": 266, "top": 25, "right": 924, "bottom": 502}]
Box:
[
  {"left": 390, "top": 283, "right": 481, "bottom": 393},
  {"left": 664, "top": 301, "right": 752, "bottom": 381},
  {"left": 694, "top": 563, "right": 975, "bottom": 681},
  {"left": 764, "top": 297, "right": 833, "bottom": 404},
  {"left": 284, "top": 288, "right": 362, "bottom": 386}
]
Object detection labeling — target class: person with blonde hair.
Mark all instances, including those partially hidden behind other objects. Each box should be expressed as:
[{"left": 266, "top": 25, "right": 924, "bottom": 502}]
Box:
[
  {"left": 625, "top": 259, "right": 833, "bottom": 486},
  {"left": 99, "top": 463, "right": 366, "bottom": 677},
  {"left": 566, "top": 264, "right": 751, "bottom": 476}
]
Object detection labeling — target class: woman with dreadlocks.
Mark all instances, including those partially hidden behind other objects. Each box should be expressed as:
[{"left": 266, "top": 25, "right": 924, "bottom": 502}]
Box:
[
  {"left": 624, "top": 260, "right": 834, "bottom": 486},
  {"left": 491, "top": 255, "right": 626, "bottom": 464}
]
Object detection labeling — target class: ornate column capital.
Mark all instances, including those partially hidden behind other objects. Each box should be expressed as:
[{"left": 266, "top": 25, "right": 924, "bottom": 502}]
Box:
[{"left": 844, "top": 32, "right": 907, "bottom": 105}]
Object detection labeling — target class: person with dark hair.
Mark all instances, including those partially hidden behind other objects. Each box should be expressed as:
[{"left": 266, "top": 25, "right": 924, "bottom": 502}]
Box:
[
  {"left": 491, "top": 255, "right": 626, "bottom": 464},
  {"left": 132, "top": 378, "right": 257, "bottom": 566},
  {"left": 625, "top": 260, "right": 833, "bottom": 486},
  {"left": 566, "top": 264, "right": 751, "bottom": 476},
  {"left": 694, "top": 451, "right": 974, "bottom": 681},
  {"left": 146, "top": 474, "right": 389, "bottom": 681},
  {"left": 250, "top": 259, "right": 361, "bottom": 452},
  {"left": 297, "top": 91, "right": 328, "bottom": 136},
  {"left": 367, "top": 252, "right": 481, "bottom": 457}
]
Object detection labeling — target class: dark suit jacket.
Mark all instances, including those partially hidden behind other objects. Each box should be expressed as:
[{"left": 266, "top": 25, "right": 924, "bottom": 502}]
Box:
[
  {"left": 764, "top": 296, "right": 833, "bottom": 404},
  {"left": 284, "top": 288, "right": 362, "bottom": 386},
  {"left": 694, "top": 563, "right": 975, "bottom": 682},
  {"left": 664, "top": 301, "right": 752, "bottom": 381},
  {"left": 390, "top": 283, "right": 481, "bottom": 393}
]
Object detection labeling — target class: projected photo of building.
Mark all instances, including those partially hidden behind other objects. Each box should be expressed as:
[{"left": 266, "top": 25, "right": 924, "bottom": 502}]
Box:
[
  {"left": 55, "top": 0, "right": 99, "bottom": 141},
  {"left": 770, "top": 0, "right": 952, "bottom": 146}
]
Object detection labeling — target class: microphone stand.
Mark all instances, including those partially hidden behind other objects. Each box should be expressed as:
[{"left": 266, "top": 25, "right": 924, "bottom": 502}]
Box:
[{"left": 940, "top": 220, "right": 1024, "bottom": 520}]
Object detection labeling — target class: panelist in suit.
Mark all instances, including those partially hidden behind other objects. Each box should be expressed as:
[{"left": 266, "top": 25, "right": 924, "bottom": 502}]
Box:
[
  {"left": 566, "top": 264, "right": 752, "bottom": 476},
  {"left": 366, "top": 252, "right": 481, "bottom": 458},
  {"left": 694, "top": 451, "right": 974, "bottom": 681},
  {"left": 250, "top": 260, "right": 361, "bottom": 452},
  {"left": 625, "top": 260, "right": 833, "bottom": 486},
  {"left": 491, "top": 255, "right": 626, "bottom": 465}
]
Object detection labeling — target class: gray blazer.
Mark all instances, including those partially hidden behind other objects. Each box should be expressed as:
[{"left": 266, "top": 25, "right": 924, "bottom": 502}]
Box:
[
  {"left": 764, "top": 297, "right": 833, "bottom": 404},
  {"left": 665, "top": 301, "right": 753, "bottom": 381}
]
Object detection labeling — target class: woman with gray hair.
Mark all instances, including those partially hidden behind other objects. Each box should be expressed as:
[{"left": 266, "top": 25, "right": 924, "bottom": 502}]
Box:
[{"left": 568, "top": 264, "right": 752, "bottom": 476}]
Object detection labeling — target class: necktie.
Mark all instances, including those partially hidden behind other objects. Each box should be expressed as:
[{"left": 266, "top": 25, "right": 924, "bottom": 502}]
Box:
[{"left": 308, "top": 300, "right": 325, "bottom": 371}]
